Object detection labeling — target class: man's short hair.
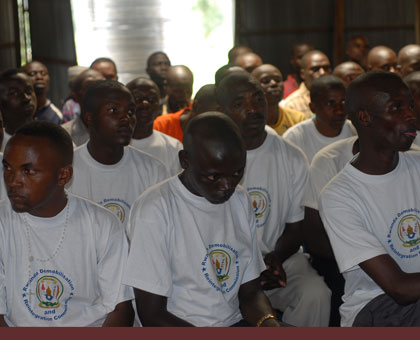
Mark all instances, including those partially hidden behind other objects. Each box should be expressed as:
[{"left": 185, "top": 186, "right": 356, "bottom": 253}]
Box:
[
  {"left": 14, "top": 121, "right": 74, "bottom": 165},
  {"left": 83, "top": 80, "right": 130, "bottom": 118},
  {"left": 346, "top": 71, "right": 407, "bottom": 127},
  {"left": 0, "top": 68, "right": 24, "bottom": 99},
  {"left": 310, "top": 75, "right": 345, "bottom": 103},
  {"left": 146, "top": 51, "right": 169, "bottom": 68},
  {"left": 90, "top": 57, "right": 118, "bottom": 73},
  {"left": 403, "top": 71, "right": 420, "bottom": 92}
]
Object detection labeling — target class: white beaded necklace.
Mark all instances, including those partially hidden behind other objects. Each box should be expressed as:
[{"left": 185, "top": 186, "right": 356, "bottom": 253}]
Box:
[{"left": 23, "top": 200, "right": 70, "bottom": 273}]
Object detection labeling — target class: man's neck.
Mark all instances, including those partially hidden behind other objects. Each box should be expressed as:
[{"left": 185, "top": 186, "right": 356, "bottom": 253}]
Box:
[
  {"left": 29, "top": 191, "right": 68, "bottom": 218},
  {"left": 132, "top": 124, "right": 153, "bottom": 140},
  {"left": 87, "top": 138, "right": 125, "bottom": 165},
  {"left": 313, "top": 116, "right": 342, "bottom": 137},
  {"left": 351, "top": 144, "right": 399, "bottom": 175},
  {"left": 36, "top": 95, "right": 48, "bottom": 109},
  {"left": 266, "top": 101, "right": 280, "bottom": 126},
  {"left": 245, "top": 130, "right": 267, "bottom": 151},
  {"left": 5, "top": 117, "right": 33, "bottom": 135}
]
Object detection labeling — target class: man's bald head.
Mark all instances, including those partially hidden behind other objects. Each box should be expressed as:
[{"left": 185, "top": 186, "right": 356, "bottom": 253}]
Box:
[
  {"left": 180, "top": 111, "right": 246, "bottom": 204},
  {"left": 217, "top": 70, "right": 263, "bottom": 109},
  {"left": 73, "top": 69, "right": 106, "bottom": 100},
  {"left": 228, "top": 45, "right": 252, "bottom": 64},
  {"left": 398, "top": 44, "right": 420, "bottom": 77},
  {"left": 233, "top": 52, "right": 263, "bottom": 73},
  {"left": 192, "top": 84, "right": 220, "bottom": 115},
  {"left": 166, "top": 65, "right": 194, "bottom": 112},
  {"left": 300, "top": 50, "right": 331, "bottom": 90},
  {"left": 215, "top": 64, "right": 244, "bottom": 87},
  {"left": 183, "top": 111, "right": 245, "bottom": 157},
  {"left": 333, "top": 61, "right": 365, "bottom": 87},
  {"left": 126, "top": 77, "right": 160, "bottom": 95},
  {"left": 367, "top": 46, "right": 398, "bottom": 73}
]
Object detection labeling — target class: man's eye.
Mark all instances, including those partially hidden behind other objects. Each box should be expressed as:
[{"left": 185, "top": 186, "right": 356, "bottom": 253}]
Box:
[
  {"left": 128, "top": 109, "right": 135, "bottom": 116},
  {"left": 108, "top": 107, "right": 118, "bottom": 114},
  {"left": 23, "top": 168, "right": 35, "bottom": 175}
]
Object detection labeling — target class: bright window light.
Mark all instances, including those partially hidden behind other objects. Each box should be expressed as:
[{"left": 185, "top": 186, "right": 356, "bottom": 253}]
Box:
[{"left": 71, "top": 0, "right": 234, "bottom": 95}]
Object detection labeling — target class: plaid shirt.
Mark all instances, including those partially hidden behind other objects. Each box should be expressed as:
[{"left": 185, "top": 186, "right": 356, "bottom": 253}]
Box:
[{"left": 280, "top": 82, "right": 313, "bottom": 119}]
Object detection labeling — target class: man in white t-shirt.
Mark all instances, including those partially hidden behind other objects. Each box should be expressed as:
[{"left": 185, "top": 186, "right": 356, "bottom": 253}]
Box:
[
  {"left": 283, "top": 75, "right": 356, "bottom": 163},
  {"left": 0, "top": 121, "right": 133, "bottom": 327},
  {"left": 67, "top": 80, "right": 168, "bottom": 228},
  {"left": 217, "top": 70, "right": 331, "bottom": 327},
  {"left": 126, "top": 77, "right": 182, "bottom": 176},
  {"left": 319, "top": 71, "right": 420, "bottom": 326},
  {"left": 123, "top": 112, "right": 284, "bottom": 327},
  {"left": 0, "top": 69, "right": 36, "bottom": 153}
]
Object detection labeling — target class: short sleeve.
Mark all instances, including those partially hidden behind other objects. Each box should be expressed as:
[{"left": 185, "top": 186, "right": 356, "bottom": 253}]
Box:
[
  {"left": 319, "top": 187, "right": 387, "bottom": 273},
  {"left": 286, "top": 143, "right": 309, "bottom": 223},
  {"left": 123, "top": 195, "right": 173, "bottom": 297}
]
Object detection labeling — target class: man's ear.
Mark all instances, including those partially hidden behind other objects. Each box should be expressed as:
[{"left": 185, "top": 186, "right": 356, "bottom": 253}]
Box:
[
  {"left": 58, "top": 165, "right": 73, "bottom": 187},
  {"left": 178, "top": 150, "right": 189, "bottom": 170},
  {"left": 300, "top": 68, "right": 305, "bottom": 80},
  {"left": 85, "top": 111, "right": 94, "bottom": 129},
  {"left": 357, "top": 109, "right": 371, "bottom": 127},
  {"left": 309, "top": 102, "right": 316, "bottom": 114}
]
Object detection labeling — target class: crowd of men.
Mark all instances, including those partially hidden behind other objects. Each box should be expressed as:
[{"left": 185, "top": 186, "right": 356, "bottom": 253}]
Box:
[{"left": 1, "top": 35, "right": 420, "bottom": 327}]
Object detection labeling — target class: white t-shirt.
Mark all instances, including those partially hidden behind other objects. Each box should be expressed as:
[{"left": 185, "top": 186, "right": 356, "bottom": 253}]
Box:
[
  {"left": 0, "top": 153, "right": 5, "bottom": 201},
  {"left": 283, "top": 118, "right": 356, "bottom": 163},
  {"left": 319, "top": 151, "right": 420, "bottom": 326},
  {"left": 241, "top": 126, "right": 309, "bottom": 255},
  {"left": 0, "top": 193, "right": 133, "bottom": 326},
  {"left": 130, "top": 130, "right": 182, "bottom": 176},
  {"left": 123, "top": 176, "right": 265, "bottom": 327},
  {"left": 68, "top": 143, "right": 168, "bottom": 227},
  {"left": 303, "top": 136, "right": 358, "bottom": 210},
  {"left": 61, "top": 117, "right": 89, "bottom": 147}
]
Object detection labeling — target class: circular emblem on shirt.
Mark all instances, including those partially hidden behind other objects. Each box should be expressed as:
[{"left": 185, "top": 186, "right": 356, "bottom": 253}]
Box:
[
  {"left": 397, "top": 215, "right": 420, "bottom": 247},
  {"left": 248, "top": 187, "right": 271, "bottom": 228},
  {"left": 104, "top": 202, "right": 125, "bottom": 222},
  {"left": 387, "top": 209, "right": 420, "bottom": 259},
  {"left": 22, "top": 269, "right": 75, "bottom": 322},
  {"left": 201, "top": 244, "right": 240, "bottom": 294}
]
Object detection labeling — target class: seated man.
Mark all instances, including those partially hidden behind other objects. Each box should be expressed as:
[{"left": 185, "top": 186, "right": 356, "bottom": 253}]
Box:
[
  {"left": 319, "top": 71, "right": 420, "bottom": 327},
  {"left": 282, "top": 50, "right": 332, "bottom": 118},
  {"left": 123, "top": 112, "right": 283, "bottom": 327},
  {"left": 0, "top": 121, "right": 133, "bottom": 326},
  {"left": 366, "top": 45, "right": 398, "bottom": 73},
  {"left": 23, "top": 61, "right": 63, "bottom": 125},
  {"left": 153, "top": 84, "right": 220, "bottom": 143},
  {"left": 0, "top": 69, "right": 36, "bottom": 152},
  {"left": 251, "top": 64, "right": 307, "bottom": 136},
  {"left": 127, "top": 77, "right": 182, "bottom": 176},
  {"left": 61, "top": 69, "right": 105, "bottom": 146},
  {"left": 333, "top": 61, "right": 365, "bottom": 87},
  {"left": 398, "top": 44, "right": 420, "bottom": 77},
  {"left": 217, "top": 70, "right": 331, "bottom": 327},
  {"left": 283, "top": 43, "right": 314, "bottom": 98},
  {"left": 161, "top": 65, "right": 193, "bottom": 115},
  {"left": 67, "top": 80, "right": 168, "bottom": 228},
  {"left": 283, "top": 75, "right": 356, "bottom": 163}
]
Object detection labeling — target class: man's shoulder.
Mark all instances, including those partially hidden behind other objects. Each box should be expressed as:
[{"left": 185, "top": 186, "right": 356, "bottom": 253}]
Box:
[
  {"left": 283, "top": 118, "right": 312, "bottom": 136},
  {"left": 312, "top": 136, "right": 357, "bottom": 166},
  {"left": 153, "top": 130, "right": 183, "bottom": 149},
  {"left": 126, "top": 145, "right": 167, "bottom": 169}
]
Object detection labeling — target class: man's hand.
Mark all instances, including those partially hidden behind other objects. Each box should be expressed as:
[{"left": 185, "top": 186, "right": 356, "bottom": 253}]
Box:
[{"left": 259, "top": 251, "right": 287, "bottom": 290}]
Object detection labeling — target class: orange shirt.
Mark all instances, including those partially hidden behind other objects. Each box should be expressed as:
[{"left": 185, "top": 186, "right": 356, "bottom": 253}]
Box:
[{"left": 153, "top": 108, "right": 188, "bottom": 143}]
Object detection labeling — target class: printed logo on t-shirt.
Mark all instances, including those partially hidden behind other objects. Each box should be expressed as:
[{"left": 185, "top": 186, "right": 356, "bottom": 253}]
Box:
[
  {"left": 247, "top": 187, "right": 271, "bottom": 228},
  {"left": 100, "top": 198, "right": 130, "bottom": 223},
  {"left": 22, "top": 269, "right": 75, "bottom": 322},
  {"left": 387, "top": 209, "right": 420, "bottom": 259},
  {"left": 201, "top": 243, "right": 240, "bottom": 294}
]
